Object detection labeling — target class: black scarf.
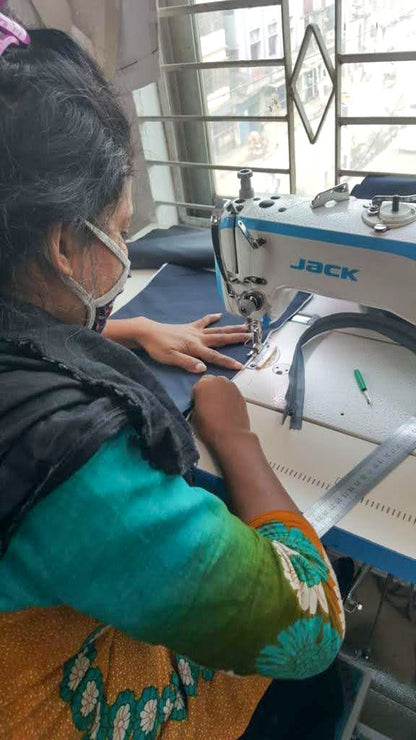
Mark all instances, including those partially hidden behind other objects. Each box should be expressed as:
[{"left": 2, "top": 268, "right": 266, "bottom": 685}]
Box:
[{"left": 0, "top": 298, "right": 198, "bottom": 553}]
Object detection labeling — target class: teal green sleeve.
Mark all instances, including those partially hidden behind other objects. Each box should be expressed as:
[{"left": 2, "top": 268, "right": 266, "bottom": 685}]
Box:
[{"left": 0, "top": 427, "right": 344, "bottom": 678}]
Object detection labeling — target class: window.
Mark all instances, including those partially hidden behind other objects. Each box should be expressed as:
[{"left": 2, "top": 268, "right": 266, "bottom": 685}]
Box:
[
  {"left": 138, "top": 1, "right": 416, "bottom": 225},
  {"left": 249, "top": 28, "right": 262, "bottom": 60},
  {"left": 303, "top": 69, "right": 317, "bottom": 102},
  {"left": 268, "top": 22, "right": 279, "bottom": 56}
]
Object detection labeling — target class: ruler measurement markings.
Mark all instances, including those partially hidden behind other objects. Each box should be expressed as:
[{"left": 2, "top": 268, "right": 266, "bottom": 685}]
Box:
[{"left": 306, "top": 417, "right": 416, "bottom": 537}]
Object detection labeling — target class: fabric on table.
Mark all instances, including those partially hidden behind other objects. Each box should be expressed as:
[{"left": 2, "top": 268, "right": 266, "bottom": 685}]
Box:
[
  {"left": 128, "top": 225, "right": 215, "bottom": 270},
  {"left": 351, "top": 175, "right": 416, "bottom": 199},
  {"left": 0, "top": 425, "right": 344, "bottom": 737},
  {"left": 113, "top": 263, "right": 311, "bottom": 412}
]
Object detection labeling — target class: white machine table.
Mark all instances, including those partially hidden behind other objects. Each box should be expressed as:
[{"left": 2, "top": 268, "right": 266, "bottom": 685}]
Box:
[
  {"left": 116, "top": 267, "right": 416, "bottom": 584},
  {"left": 196, "top": 354, "right": 416, "bottom": 584}
]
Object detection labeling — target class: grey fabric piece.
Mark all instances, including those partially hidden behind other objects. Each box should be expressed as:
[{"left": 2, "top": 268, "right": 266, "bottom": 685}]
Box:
[
  {"left": 128, "top": 226, "right": 215, "bottom": 270},
  {"left": 284, "top": 312, "right": 416, "bottom": 430},
  {"left": 114, "top": 264, "right": 311, "bottom": 412},
  {"left": 351, "top": 175, "right": 416, "bottom": 199}
]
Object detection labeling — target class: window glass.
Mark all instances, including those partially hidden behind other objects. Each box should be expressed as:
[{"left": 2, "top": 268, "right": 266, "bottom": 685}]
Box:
[
  {"left": 341, "top": 125, "right": 416, "bottom": 174},
  {"left": 341, "top": 1, "right": 416, "bottom": 53},
  {"left": 148, "top": 1, "right": 416, "bottom": 218}
]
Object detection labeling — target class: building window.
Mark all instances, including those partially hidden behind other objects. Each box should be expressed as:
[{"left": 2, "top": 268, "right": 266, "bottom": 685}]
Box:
[
  {"left": 249, "top": 28, "right": 262, "bottom": 60},
  {"left": 268, "top": 22, "right": 279, "bottom": 57},
  {"left": 303, "top": 69, "right": 318, "bottom": 102}
]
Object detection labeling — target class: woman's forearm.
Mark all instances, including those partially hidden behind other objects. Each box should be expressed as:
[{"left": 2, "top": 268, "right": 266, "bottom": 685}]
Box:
[
  {"left": 103, "top": 318, "right": 145, "bottom": 348},
  {"left": 210, "top": 430, "right": 299, "bottom": 522}
]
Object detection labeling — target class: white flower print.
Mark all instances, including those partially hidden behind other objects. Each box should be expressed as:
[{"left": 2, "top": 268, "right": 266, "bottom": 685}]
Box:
[
  {"left": 89, "top": 702, "right": 101, "bottom": 740},
  {"left": 81, "top": 680, "right": 99, "bottom": 717},
  {"left": 322, "top": 549, "right": 346, "bottom": 633},
  {"left": 174, "top": 691, "right": 185, "bottom": 711},
  {"left": 113, "top": 704, "right": 131, "bottom": 740},
  {"left": 178, "top": 658, "right": 194, "bottom": 687},
  {"left": 272, "top": 541, "right": 328, "bottom": 615},
  {"left": 162, "top": 697, "right": 174, "bottom": 721},
  {"left": 140, "top": 699, "right": 158, "bottom": 734},
  {"left": 69, "top": 654, "right": 90, "bottom": 691}
]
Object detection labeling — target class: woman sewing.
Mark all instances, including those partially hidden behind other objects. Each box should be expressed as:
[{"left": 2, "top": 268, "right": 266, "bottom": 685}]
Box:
[{"left": 0, "top": 14, "right": 345, "bottom": 740}]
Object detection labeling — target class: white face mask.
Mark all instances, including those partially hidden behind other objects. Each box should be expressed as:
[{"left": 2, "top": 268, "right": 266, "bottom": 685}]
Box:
[{"left": 62, "top": 220, "right": 131, "bottom": 332}]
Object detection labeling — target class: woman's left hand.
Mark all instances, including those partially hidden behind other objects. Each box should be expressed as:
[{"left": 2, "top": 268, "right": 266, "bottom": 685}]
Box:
[{"left": 104, "top": 314, "right": 250, "bottom": 373}]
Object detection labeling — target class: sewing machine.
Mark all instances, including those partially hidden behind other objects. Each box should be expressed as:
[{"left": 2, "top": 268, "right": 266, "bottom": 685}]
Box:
[
  {"left": 199, "top": 171, "right": 416, "bottom": 583},
  {"left": 212, "top": 171, "right": 416, "bottom": 354},
  {"left": 115, "top": 174, "right": 416, "bottom": 582}
]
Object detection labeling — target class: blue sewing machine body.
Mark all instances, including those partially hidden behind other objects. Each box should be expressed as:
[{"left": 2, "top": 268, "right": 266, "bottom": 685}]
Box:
[{"left": 212, "top": 178, "right": 416, "bottom": 331}]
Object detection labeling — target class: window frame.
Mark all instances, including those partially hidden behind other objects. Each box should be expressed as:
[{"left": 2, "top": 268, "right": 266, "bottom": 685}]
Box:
[{"left": 138, "top": 0, "right": 416, "bottom": 224}]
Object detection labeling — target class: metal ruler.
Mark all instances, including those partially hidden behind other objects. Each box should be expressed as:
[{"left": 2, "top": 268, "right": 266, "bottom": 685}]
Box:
[{"left": 305, "top": 416, "right": 416, "bottom": 537}]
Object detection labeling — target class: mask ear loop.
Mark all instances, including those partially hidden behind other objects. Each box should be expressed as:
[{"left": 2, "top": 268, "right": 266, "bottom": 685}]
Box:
[
  {"left": 61, "top": 220, "right": 131, "bottom": 329},
  {"left": 85, "top": 221, "right": 131, "bottom": 271},
  {"left": 84, "top": 221, "right": 131, "bottom": 311},
  {"left": 61, "top": 275, "right": 96, "bottom": 329}
]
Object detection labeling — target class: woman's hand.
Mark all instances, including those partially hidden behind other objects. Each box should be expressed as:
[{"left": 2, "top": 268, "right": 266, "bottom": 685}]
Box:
[
  {"left": 104, "top": 314, "right": 249, "bottom": 373},
  {"left": 192, "top": 375, "right": 298, "bottom": 519},
  {"left": 192, "top": 375, "right": 251, "bottom": 450}
]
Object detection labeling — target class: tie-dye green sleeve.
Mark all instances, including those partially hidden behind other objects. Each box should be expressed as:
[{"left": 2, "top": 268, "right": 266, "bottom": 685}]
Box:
[{"left": 0, "top": 427, "right": 344, "bottom": 679}]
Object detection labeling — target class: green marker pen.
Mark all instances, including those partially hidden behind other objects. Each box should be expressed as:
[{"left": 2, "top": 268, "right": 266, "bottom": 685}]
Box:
[{"left": 354, "top": 369, "right": 372, "bottom": 406}]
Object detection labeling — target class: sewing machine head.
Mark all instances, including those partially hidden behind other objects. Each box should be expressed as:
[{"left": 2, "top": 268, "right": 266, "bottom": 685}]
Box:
[{"left": 212, "top": 170, "right": 416, "bottom": 352}]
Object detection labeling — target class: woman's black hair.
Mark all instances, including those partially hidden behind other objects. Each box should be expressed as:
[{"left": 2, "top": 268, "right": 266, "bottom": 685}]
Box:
[{"left": 0, "top": 26, "right": 133, "bottom": 289}]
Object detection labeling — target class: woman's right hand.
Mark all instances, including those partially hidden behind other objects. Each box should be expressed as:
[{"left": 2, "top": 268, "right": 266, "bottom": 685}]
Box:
[
  {"left": 192, "top": 375, "right": 250, "bottom": 451},
  {"left": 193, "top": 375, "right": 299, "bottom": 519}
]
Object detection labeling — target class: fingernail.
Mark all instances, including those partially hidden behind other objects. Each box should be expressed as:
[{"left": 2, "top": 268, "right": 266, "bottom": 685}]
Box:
[
  {"left": 215, "top": 313, "right": 222, "bottom": 318},
  {"left": 195, "top": 362, "right": 207, "bottom": 372},
  {"left": 232, "top": 361, "right": 243, "bottom": 369}
]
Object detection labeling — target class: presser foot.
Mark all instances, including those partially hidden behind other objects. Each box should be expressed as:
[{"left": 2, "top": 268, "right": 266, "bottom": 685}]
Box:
[{"left": 245, "top": 318, "right": 263, "bottom": 357}]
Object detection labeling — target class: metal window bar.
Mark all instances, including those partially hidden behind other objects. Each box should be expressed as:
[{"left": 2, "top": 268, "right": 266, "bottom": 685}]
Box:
[
  {"left": 340, "top": 117, "right": 416, "bottom": 126},
  {"left": 190, "top": 7, "right": 215, "bottom": 214},
  {"left": 161, "top": 58, "right": 285, "bottom": 71},
  {"left": 137, "top": 114, "right": 288, "bottom": 122},
  {"left": 155, "top": 199, "right": 214, "bottom": 209},
  {"left": 158, "top": 0, "right": 282, "bottom": 18},
  {"left": 145, "top": 0, "right": 416, "bottom": 217},
  {"left": 334, "top": 0, "right": 342, "bottom": 187},
  {"left": 281, "top": 0, "right": 295, "bottom": 192},
  {"left": 339, "top": 51, "right": 416, "bottom": 63},
  {"left": 147, "top": 159, "right": 290, "bottom": 174}
]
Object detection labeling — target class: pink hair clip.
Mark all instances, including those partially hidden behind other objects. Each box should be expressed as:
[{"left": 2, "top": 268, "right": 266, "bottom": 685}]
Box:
[{"left": 0, "top": 9, "right": 30, "bottom": 57}]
